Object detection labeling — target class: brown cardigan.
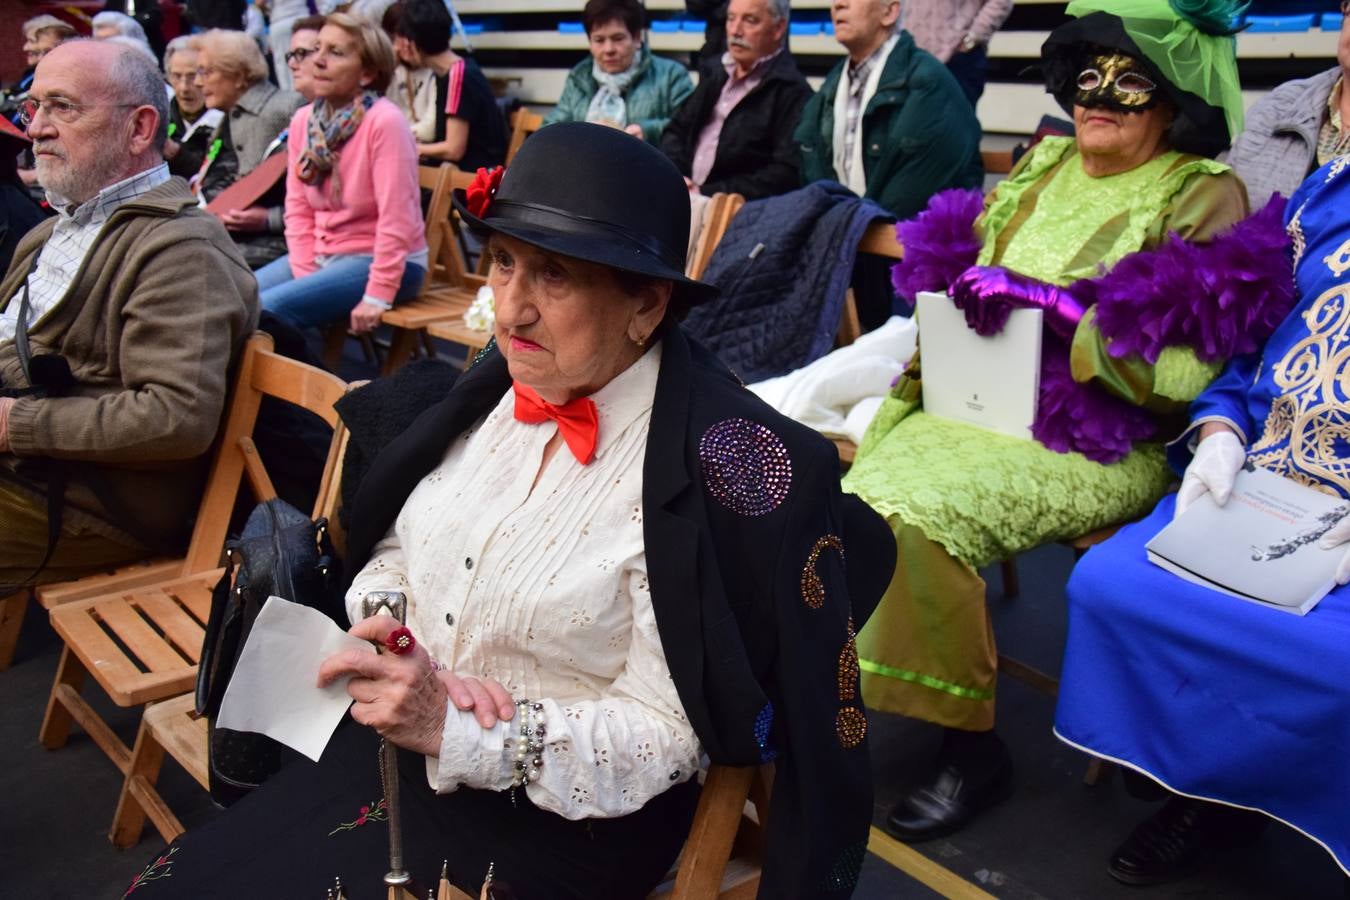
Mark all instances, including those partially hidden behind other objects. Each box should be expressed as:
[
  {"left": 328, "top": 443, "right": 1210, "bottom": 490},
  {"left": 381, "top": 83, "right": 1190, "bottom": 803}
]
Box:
[{"left": 0, "top": 176, "right": 260, "bottom": 544}]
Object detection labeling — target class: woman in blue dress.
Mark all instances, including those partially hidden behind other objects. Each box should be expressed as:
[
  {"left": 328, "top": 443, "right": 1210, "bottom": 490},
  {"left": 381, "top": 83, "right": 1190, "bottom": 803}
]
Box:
[{"left": 1056, "top": 156, "right": 1350, "bottom": 886}]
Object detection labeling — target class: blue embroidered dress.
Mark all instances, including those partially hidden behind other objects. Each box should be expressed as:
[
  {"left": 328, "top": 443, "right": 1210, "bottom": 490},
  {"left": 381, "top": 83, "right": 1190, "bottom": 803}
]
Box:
[{"left": 1056, "top": 157, "right": 1350, "bottom": 876}]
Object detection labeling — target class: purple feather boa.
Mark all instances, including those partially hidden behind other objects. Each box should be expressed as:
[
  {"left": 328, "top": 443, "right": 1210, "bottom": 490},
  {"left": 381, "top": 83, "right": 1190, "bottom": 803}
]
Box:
[
  {"left": 1030, "top": 338, "right": 1156, "bottom": 464},
  {"left": 889, "top": 188, "right": 984, "bottom": 306},
  {"left": 1086, "top": 195, "right": 1295, "bottom": 364}
]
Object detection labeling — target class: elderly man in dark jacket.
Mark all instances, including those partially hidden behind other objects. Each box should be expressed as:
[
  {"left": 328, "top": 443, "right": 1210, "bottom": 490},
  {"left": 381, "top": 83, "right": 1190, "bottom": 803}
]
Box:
[
  {"left": 796, "top": 0, "right": 983, "bottom": 220},
  {"left": 661, "top": 0, "right": 812, "bottom": 199}
]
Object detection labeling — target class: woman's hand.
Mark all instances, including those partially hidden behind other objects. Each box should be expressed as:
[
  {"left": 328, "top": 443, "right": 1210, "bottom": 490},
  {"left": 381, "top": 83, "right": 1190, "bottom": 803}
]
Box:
[
  {"left": 1318, "top": 514, "right": 1350, "bottom": 585},
  {"left": 1174, "top": 424, "right": 1245, "bottom": 519},
  {"left": 220, "top": 206, "right": 270, "bottom": 232},
  {"left": 317, "top": 616, "right": 448, "bottom": 755},
  {"left": 949, "top": 266, "right": 1085, "bottom": 339},
  {"left": 350, "top": 299, "right": 386, "bottom": 334},
  {"left": 434, "top": 669, "right": 516, "bottom": 729}
]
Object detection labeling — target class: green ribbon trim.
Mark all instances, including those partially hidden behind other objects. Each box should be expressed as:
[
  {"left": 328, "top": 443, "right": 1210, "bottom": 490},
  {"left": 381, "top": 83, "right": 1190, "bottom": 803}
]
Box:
[{"left": 858, "top": 658, "right": 996, "bottom": 701}]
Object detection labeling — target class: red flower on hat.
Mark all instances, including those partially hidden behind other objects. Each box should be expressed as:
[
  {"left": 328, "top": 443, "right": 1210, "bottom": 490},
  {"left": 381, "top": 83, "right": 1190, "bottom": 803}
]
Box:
[{"left": 466, "top": 166, "right": 505, "bottom": 218}]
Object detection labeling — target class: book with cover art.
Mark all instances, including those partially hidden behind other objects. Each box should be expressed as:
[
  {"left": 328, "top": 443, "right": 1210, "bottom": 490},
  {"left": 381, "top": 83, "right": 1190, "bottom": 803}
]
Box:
[
  {"left": 915, "top": 291, "right": 1042, "bottom": 440},
  {"left": 1146, "top": 463, "right": 1350, "bottom": 615}
]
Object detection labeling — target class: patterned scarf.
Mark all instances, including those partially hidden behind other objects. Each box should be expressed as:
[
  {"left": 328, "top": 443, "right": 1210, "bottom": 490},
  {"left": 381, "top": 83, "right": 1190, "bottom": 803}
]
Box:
[
  {"left": 296, "top": 90, "right": 377, "bottom": 204},
  {"left": 585, "top": 54, "right": 641, "bottom": 128}
]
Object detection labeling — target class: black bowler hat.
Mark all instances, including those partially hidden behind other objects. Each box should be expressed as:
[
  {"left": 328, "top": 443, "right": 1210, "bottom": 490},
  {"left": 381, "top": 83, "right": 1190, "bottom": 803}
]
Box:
[{"left": 453, "top": 122, "right": 719, "bottom": 304}]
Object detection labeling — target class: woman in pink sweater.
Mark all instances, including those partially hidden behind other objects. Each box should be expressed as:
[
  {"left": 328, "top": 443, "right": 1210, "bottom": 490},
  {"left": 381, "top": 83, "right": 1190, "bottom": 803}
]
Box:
[{"left": 256, "top": 13, "right": 428, "bottom": 333}]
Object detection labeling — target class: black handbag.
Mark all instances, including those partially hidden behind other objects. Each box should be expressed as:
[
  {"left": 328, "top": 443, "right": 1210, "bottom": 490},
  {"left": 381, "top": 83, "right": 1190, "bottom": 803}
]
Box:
[{"left": 194, "top": 497, "right": 343, "bottom": 806}]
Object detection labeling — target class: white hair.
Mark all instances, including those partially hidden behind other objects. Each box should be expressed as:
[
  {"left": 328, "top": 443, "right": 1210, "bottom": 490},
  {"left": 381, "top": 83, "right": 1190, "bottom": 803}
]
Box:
[
  {"left": 92, "top": 10, "right": 149, "bottom": 44},
  {"left": 766, "top": 0, "right": 791, "bottom": 23},
  {"left": 23, "top": 14, "right": 65, "bottom": 38},
  {"left": 162, "top": 34, "right": 195, "bottom": 72}
]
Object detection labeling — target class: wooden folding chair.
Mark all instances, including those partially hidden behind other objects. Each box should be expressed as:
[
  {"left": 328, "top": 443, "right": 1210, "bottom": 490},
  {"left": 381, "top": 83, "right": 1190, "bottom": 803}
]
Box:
[
  {"left": 38, "top": 334, "right": 353, "bottom": 782},
  {"left": 649, "top": 763, "right": 770, "bottom": 900},
  {"left": 686, "top": 192, "right": 746, "bottom": 282},
  {"left": 317, "top": 163, "right": 460, "bottom": 372},
  {"left": 378, "top": 167, "right": 487, "bottom": 374}
]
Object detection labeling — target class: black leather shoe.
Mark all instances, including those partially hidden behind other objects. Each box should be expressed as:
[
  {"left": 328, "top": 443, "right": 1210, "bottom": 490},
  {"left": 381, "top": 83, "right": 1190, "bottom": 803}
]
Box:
[
  {"left": 883, "top": 751, "right": 1013, "bottom": 843},
  {"left": 1108, "top": 796, "right": 1269, "bottom": 886}
]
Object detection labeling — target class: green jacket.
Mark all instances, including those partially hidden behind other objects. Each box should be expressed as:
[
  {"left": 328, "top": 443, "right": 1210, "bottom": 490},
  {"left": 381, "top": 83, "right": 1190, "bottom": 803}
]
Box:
[
  {"left": 543, "top": 49, "right": 695, "bottom": 144},
  {"left": 795, "top": 31, "right": 983, "bottom": 219}
]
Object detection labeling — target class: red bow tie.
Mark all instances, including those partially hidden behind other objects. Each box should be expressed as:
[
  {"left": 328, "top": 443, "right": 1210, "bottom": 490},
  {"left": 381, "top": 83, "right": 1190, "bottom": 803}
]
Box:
[{"left": 511, "top": 382, "right": 600, "bottom": 465}]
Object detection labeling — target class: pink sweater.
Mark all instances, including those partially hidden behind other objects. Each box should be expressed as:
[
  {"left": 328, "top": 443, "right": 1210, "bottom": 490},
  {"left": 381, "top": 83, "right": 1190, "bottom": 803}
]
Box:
[
  {"left": 284, "top": 97, "right": 427, "bottom": 303},
  {"left": 900, "top": 0, "right": 1014, "bottom": 63}
]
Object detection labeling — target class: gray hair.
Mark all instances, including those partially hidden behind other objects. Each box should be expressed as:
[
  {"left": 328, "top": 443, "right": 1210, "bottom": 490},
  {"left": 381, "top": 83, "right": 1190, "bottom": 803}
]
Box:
[
  {"left": 108, "top": 42, "right": 171, "bottom": 152},
  {"left": 162, "top": 34, "right": 196, "bottom": 72},
  {"left": 765, "top": 0, "right": 791, "bottom": 23},
  {"left": 105, "top": 34, "right": 159, "bottom": 66},
  {"left": 23, "top": 14, "right": 65, "bottom": 38},
  {"left": 92, "top": 10, "right": 149, "bottom": 44}
]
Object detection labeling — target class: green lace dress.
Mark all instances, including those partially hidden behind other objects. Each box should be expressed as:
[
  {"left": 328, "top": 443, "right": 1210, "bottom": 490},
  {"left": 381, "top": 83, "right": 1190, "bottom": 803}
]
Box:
[{"left": 843, "top": 137, "right": 1248, "bottom": 728}]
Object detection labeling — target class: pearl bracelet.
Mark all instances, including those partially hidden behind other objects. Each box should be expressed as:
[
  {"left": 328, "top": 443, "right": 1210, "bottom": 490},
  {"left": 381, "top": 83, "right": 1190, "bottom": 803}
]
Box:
[{"left": 510, "top": 699, "right": 546, "bottom": 805}]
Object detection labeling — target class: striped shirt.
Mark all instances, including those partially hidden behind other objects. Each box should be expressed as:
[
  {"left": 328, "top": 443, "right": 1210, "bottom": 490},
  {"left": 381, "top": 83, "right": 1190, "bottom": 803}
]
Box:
[
  {"left": 839, "top": 40, "right": 890, "bottom": 186},
  {"left": 0, "top": 163, "right": 171, "bottom": 346}
]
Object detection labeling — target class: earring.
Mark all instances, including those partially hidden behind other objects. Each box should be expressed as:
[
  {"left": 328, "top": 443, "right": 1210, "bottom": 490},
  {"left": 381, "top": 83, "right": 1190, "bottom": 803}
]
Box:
[{"left": 633, "top": 333, "right": 646, "bottom": 348}]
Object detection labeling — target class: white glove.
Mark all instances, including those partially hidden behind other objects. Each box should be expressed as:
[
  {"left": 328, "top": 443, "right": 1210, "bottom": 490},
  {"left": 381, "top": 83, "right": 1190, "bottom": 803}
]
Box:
[
  {"left": 1318, "top": 514, "right": 1350, "bottom": 585},
  {"left": 1174, "top": 430, "right": 1246, "bottom": 519}
]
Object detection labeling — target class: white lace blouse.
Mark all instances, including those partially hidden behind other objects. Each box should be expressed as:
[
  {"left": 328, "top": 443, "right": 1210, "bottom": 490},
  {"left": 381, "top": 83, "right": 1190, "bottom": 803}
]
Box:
[{"left": 345, "top": 346, "right": 703, "bottom": 819}]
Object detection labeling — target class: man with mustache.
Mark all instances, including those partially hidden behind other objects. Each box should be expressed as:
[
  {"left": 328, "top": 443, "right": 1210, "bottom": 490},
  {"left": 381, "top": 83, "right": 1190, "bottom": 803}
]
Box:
[
  {"left": 0, "top": 40, "right": 258, "bottom": 601},
  {"left": 660, "top": 0, "right": 812, "bottom": 199},
  {"left": 796, "top": 0, "right": 983, "bottom": 220}
]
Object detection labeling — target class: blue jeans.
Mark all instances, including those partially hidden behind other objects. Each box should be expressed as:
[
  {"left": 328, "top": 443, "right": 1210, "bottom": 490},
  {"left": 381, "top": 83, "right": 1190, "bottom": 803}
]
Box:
[{"left": 257, "top": 254, "right": 426, "bottom": 329}]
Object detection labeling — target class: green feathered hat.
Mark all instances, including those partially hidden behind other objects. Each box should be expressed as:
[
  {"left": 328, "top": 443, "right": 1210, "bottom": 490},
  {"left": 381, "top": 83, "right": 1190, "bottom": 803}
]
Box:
[{"left": 1042, "top": 0, "right": 1247, "bottom": 158}]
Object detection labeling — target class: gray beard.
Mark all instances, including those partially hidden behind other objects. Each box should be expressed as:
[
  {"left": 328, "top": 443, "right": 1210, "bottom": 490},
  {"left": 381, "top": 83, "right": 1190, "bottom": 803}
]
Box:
[{"left": 36, "top": 153, "right": 129, "bottom": 209}]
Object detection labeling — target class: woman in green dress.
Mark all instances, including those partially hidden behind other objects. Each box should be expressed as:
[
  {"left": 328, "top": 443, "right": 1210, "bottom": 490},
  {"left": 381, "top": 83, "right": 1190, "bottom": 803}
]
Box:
[{"left": 846, "top": 0, "right": 1297, "bottom": 842}]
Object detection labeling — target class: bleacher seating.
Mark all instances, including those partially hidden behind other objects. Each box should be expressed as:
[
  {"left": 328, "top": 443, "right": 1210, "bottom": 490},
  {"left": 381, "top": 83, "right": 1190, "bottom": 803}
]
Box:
[{"left": 450, "top": 0, "right": 1341, "bottom": 142}]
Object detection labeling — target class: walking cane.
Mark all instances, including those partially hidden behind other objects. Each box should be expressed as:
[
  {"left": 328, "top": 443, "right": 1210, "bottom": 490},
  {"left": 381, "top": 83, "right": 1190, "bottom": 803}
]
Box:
[{"left": 361, "top": 591, "right": 413, "bottom": 891}]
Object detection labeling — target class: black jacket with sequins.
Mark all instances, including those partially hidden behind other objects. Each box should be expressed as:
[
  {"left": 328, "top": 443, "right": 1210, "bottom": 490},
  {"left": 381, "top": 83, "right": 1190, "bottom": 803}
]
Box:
[{"left": 343, "top": 326, "right": 895, "bottom": 898}]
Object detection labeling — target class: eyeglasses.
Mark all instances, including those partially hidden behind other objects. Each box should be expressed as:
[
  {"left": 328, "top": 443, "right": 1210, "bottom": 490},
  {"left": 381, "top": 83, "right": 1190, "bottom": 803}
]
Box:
[
  {"left": 17, "top": 97, "right": 137, "bottom": 127},
  {"left": 284, "top": 46, "right": 319, "bottom": 66},
  {"left": 194, "top": 66, "right": 219, "bottom": 79}
]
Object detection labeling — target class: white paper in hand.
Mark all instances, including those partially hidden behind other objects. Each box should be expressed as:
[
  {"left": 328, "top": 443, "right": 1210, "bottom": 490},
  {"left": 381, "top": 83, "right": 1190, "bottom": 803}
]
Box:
[{"left": 216, "top": 596, "right": 374, "bottom": 761}]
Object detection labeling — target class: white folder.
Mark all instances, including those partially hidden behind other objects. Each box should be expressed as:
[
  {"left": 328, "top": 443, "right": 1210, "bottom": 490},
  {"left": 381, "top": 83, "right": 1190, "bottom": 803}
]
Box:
[{"left": 916, "top": 290, "right": 1042, "bottom": 440}]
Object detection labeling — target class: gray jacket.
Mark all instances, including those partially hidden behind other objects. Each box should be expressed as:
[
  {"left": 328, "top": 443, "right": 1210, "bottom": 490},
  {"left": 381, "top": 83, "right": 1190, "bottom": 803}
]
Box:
[
  {"left": 226, "top": 80, "right": 304, "bottom": 176},
  {"left": 1222, "top": 67, "right": 1341, "bottom": 208}
]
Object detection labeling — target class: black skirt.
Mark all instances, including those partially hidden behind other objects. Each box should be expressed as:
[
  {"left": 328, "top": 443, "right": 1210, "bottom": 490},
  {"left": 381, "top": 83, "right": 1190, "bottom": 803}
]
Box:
[{"left": 128, "top": 721, "right": 700, "bottom": 899}]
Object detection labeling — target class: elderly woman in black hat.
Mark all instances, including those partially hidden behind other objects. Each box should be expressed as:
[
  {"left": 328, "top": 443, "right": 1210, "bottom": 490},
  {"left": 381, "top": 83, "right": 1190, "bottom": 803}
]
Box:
[{"left": 132, "top": 123, "right": 893, "bottom": 900}]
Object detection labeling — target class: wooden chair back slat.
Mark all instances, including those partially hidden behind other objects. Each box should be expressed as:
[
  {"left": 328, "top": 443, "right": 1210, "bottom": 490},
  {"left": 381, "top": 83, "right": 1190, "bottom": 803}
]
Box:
[
  {"left": 237, "top": 436, "right": 277, "bottom": 505},
  {"left": 981, "top": 149, "right": 1015, "bottom": 175},
  {"left": 505, "top": 109, "right": 544, "bottom": 165},
  {"left": 180, "top": 333, "right": 351, "bottom": 574},
  {"left": 856, "top": 220, "right": 904, "bottom": 260},
  {"left": 688, "top": 193, "right": 746, "bottom": 281}
]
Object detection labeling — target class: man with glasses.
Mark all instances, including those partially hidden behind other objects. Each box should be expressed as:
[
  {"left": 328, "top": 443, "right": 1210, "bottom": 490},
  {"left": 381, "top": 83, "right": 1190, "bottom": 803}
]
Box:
[
  {"left": 0, "top": 40, "right": 258, "bottom": 591},
  {"left": 162, "top": 35, "right": 224, "bottom": 180},
  {"left": 1223, "top": 0, "right": 1350, "bottom": 207}
]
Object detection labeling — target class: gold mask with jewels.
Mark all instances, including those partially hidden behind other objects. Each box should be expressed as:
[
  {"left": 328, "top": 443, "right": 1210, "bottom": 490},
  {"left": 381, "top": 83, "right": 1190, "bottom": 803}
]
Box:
[{"left": 1074, "top": 52, "right": 1160, "bottom": 112}]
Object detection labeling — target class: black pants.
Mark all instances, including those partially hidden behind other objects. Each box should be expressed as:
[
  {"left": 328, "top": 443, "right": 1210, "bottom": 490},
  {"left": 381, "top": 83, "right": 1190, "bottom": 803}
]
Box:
[{"left": 133, "top": 721, "right": 700, "bottom": 900}]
